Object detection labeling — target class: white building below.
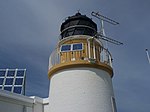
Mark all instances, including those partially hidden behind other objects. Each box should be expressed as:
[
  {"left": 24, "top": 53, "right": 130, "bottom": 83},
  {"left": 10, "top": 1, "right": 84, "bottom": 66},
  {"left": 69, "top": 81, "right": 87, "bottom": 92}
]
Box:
[{"left": 0, "top": 90, "right": 49, "bottom": 112}]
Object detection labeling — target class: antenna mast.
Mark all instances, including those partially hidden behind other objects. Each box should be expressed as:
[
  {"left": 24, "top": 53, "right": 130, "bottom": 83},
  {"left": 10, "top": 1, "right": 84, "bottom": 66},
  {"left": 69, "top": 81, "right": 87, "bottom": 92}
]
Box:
[
  {"left": 91, "top": 11, "right": 123, "bottom": 46},
  {"left": 146, "top": 49, "right": 150, "bottom": 64}
]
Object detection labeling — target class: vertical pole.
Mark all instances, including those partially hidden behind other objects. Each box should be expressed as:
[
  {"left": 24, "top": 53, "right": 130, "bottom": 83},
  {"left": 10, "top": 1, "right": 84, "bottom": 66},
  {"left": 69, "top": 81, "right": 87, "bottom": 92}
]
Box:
[
  {"left": 100, "top": 19, "right": 108, "bottom": 49},
  {"left": 146, "top": 49, "right": 150, "bottom": 64}
]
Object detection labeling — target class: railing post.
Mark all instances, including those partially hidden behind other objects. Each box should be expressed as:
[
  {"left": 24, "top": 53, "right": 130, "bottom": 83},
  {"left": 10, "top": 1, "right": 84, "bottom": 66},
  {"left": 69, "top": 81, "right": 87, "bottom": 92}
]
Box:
[
  {"left": 88, "top": 39, "right": 91, "bottom": 59},
  {"left": 93, "top": 40, "right": 96, "bottom": 59}
]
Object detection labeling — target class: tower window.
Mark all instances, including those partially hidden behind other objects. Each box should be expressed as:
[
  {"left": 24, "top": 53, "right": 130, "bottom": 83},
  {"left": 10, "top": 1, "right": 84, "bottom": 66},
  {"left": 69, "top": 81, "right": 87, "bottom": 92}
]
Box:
[
  {"left": 60, "top": 43, "right": 83, "bottom": 52},
  {"left": 61, "top": 44, "right": 71, "bottom": 52},
  {"left": 72, "top": 43, "right": 83, "bottom": 51}
]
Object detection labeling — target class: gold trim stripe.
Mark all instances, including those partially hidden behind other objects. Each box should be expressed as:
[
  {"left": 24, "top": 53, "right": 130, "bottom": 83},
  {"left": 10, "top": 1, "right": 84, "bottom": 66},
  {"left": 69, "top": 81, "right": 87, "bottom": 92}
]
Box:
[{"left": 48, "top": 61, "right": 113, "bottom": 79}]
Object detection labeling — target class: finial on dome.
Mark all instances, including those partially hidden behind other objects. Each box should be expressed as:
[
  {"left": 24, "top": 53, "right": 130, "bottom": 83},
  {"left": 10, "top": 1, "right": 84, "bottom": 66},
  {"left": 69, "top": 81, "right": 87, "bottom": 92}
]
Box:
[{"left": 75, "top": 10, "right": 81, "bottom": 16}]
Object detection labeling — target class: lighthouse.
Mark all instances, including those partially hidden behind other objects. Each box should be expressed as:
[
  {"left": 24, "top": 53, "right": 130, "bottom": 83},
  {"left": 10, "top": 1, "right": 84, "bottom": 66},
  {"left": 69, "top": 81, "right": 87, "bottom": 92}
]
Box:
[{"left": 48, "top": 12, "right": 117, "bottom": 112}]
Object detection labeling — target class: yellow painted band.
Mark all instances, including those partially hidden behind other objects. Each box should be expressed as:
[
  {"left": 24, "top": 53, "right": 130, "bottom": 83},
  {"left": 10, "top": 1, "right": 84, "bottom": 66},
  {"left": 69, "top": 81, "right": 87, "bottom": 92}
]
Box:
[{"left": 48, "top": 61, "right": 113, "bottom": 79}]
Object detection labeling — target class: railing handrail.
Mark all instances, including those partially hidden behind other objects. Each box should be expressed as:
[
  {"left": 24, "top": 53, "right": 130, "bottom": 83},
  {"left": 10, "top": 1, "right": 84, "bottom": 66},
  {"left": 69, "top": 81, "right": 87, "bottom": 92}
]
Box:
[{"left": 49, "top": 45, "right": 113, "bottom": 69}]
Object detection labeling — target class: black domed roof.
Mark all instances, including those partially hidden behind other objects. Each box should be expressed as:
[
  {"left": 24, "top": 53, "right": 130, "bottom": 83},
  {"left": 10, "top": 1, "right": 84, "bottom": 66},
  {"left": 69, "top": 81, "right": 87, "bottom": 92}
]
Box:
[
  {"left": 60, "top": 13, "right": 97, "bottom": 39},
  {"left": 60, "top": 12, "right": 97, "bottom": 32}
]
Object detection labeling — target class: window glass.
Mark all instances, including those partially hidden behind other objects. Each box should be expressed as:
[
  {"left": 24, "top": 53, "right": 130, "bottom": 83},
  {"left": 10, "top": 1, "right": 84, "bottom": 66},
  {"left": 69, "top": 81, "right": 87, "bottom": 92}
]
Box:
[
  {"left": 0, "top": 78, "right": 4, "bottom": 85},
  {"left": 64, "top": 22, "right": 70, "bottom": 29},
  {"left": 14, "top": 87, "right": 22, "bottom": 94},
  {"left": 15, "top": 78, "right": 23, "bottom": 85},
  {"left": 61, "top": 44, "right": 71, "bottom": 52},
  {"left": 7, "top": 70, "right": 15, "bottom": 77},
  {"left": 73, "top": 43, "right": 83, "bottom": 51},
  {"left": 4, "top": 86, "right": 12, "bottom": 92},
  {"left": 0, "top": 71, "right": 5, "bottom": 77},
  {"left": 67, "top": 28, "right": 75, "bottom": 36},
  {"left": 5, "top": 78, "right": 14, "bottom": 85},
  {"left": 0, "top": 86, "right": 2, "bottom": 89},
  {"left": 74, "top": 28, "right": 85, "bottom": 35},
  {"left": 69, "top": 20, "right": 79, "bottom": 26},
  {"left": 79, "top": 20, "right": 89, "bottom": 26}
]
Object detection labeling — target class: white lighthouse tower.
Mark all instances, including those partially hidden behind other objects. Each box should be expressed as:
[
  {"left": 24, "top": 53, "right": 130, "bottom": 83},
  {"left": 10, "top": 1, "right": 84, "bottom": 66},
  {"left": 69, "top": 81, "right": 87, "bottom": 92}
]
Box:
[{"left": 48, "top": 12, "right": 117, "bottom": 112}]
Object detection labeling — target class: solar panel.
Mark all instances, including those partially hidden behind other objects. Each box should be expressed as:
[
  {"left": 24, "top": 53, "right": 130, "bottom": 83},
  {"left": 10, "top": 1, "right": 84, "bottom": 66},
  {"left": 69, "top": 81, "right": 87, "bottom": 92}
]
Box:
[
  {"left": 14, "top": 87, "right": 22, "bottom": 94},
  {"left": 7, "top": 70, "right": 15, "bottom": 77},
  {"left": 5, "top": 78, "right": 14, "bottom": 85},
  {"left": 0, "top": 78, "right": 4, "bottom": 85},
  {"left": 15, "top": 78, "right": 23, "bottom": 85},
  {"left": 0, "top": 69, "right": 26, "bottom": 95},
  {"left": 17, "top": 70, "right": 25, "bottom": 76},
  {"left": 4, "top": 86, "right": 12, "bottom": 92},
  {"left": 0, "top": 71, "right": 5, "bottom": 76}
]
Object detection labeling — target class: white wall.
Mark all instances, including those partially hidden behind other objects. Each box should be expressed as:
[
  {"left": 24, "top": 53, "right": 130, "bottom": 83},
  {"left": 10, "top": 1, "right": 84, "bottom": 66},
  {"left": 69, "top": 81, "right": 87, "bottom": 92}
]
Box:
[
  {"left": 49, "top": 67, "right": 115, "bottom": 112},
  {"left": 0, "top": 90, "right": 49, "bottom": 112},
  {"left": 0, "top": 100, "right": 26, "bottom": 112}
]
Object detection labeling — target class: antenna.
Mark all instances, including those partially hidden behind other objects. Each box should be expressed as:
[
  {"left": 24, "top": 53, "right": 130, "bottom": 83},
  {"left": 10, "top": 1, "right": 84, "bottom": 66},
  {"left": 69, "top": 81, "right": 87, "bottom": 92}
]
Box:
[
  {"left": 91, "top": 11, "right": 123, "bottom": 45},
  {"left": 96, "top": 33, "right": 123, "bottom": 45},
  {"left": 145, "top": 49, "right": 150, "bottom": 64},
  {"left": 91, "top": 11, "right": 119, "bottom": 25}
]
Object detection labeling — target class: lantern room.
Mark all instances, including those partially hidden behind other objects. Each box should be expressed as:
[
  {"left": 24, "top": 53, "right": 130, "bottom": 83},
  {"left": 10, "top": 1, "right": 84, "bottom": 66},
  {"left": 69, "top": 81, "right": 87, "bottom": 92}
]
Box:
[{"left": 60, "top": 12, "right": 97, "bottom": 39}]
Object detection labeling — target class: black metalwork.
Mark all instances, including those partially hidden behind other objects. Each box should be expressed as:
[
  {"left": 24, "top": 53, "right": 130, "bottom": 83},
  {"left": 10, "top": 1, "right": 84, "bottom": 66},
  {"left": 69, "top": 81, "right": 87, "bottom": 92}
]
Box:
[{"left": 60, "top": 12, "right": 97, "bottom": 39}]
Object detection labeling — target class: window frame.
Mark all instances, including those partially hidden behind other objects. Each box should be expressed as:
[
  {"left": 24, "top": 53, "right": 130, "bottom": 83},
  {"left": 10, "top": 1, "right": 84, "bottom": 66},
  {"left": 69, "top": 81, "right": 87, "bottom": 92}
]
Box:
[
  {"left": 60, "top": 43, "right": 83, "bottom": 52},
  {"left": 60, "top": 44, "right": 72, "bottom": 52},
  {"left": 72, "top": 43, "right": 83, "bottom": 51}
]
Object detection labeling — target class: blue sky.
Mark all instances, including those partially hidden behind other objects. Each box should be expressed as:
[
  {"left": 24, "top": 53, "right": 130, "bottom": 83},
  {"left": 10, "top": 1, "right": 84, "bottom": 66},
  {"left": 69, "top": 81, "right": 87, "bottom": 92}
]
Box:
[{"left": 0, "top": 0, "right": 150, "bottom": 112}]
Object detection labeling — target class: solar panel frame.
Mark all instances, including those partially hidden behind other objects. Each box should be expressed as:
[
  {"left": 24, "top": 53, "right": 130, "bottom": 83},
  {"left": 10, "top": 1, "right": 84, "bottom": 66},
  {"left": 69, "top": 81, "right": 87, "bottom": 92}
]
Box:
[{"left": 0, "top": 69, "right": 26, "bottom": 95}]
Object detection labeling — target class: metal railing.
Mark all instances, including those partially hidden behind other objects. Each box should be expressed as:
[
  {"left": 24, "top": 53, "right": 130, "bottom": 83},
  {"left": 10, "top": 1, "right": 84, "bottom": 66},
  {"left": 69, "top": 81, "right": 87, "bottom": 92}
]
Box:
[{"left": 49, "top": 46, "right": 112, "bottom": 69}]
